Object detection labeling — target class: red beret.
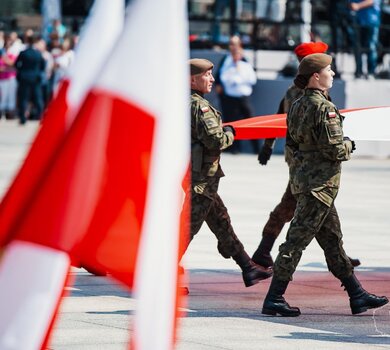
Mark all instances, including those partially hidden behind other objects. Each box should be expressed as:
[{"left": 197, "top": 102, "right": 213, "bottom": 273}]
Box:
[{"left": 294, "top": 42, "right": 328, "bottom": 59}]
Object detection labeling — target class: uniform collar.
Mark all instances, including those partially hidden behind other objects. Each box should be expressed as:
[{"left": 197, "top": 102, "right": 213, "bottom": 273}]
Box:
[
  {"left": 305, "top": 88, "right": 327, "bottom": 97},
  {"left": 191, "top": 89, "right": 204, "bottom": 97}
]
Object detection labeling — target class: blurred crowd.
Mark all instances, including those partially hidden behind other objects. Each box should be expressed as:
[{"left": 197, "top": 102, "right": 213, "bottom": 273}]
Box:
[{"left": 0, "top": 19, "right": 76, "bottom": 124}]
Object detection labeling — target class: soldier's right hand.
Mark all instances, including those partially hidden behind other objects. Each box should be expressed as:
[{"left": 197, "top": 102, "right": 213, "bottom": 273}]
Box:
[{"left": 257, "top": 144, "right": 273, "bottom": 165}]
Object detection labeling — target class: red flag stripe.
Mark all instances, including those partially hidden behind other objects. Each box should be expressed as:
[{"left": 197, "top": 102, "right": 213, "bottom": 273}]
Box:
[
  {"left": 0, "top": 80, "right": 69, "bottom": 246},
  {"left": 11, "top": 89, "right": 154, "bottom": 288}
]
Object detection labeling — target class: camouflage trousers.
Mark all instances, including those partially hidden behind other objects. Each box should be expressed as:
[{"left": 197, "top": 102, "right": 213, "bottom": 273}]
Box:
[
  {"left": 262, "top": 182, "right": 296, "bottom": 238},
  {"left": 273, "top": 193, "right": 353, "bottom": 281},
  {"left": 180, "top": 178, "right": 244, "bottom": 259}
]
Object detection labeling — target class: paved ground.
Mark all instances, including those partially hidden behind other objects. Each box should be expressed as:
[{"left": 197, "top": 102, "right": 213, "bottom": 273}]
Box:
[{"left": 0, "top": 119, "right": 389, "bottom": 350}]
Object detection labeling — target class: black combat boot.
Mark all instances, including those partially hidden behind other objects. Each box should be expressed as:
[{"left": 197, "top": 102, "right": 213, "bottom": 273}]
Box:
[
  {"left": 341, "top": 274, "right": 389, "bottom": 315},
  {"left": 233, "top": 250, "right": 273, "bottom": 287},
  {"left": 262, "top": 277, "right": 301, "bottom": 317},
  {"left": 252, "top": 235, "right": 275, "bottom": 268},
  {"left": 348, "top": 257, "right": 361, "bottom": 267}
]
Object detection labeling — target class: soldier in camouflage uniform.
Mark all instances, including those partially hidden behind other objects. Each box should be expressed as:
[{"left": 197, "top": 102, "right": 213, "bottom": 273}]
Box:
[
  {"left": 261, "top": 53, "right": 388, "bottom": 317},
  {"left": 253, "top": 42, "right": 360, "bottom": 269},
  {"left": 180, "top": 59, "right": 272, "bottom": 291}
]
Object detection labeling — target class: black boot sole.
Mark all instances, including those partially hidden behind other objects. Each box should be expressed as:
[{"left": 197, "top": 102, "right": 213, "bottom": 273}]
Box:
[
  {"left": 262, "top": 307, "right": 301, "bottom": 317},
  {"left": 351, "top": 298, "right": 389, "bottom": 315}
]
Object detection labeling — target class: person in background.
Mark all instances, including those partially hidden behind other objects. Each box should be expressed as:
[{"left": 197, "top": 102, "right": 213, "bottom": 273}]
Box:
[
  {"left": 252, "top": 42, "right": 361, "bottom": 269},
  {"left": 215, "top": 35, "right": 259, "bottom": 154},
  {"left": 47, "top": 19, "right": 67, "bottom": 45},
  {"left": 35, "top": 37, "right": 54, "bottom": 107},
  {"left": 52, "top": 36, "right": 75, "bottom": 92},
  {"left": 329, "top": 0, "right": 356, "bottom": 77},
  {"left": 7, "top": 32, "right": 24, "bottom": 57},
  {"left": 0, "top": 31, "right": 4, "bottom": 50},
  {"left": 14, "top": 35, "right": 45, "bottom": 124},
  {"left": 349, "top": 0, "right": 382, "bottom": 79},
  {"left": 180, "top": 58, "right": 272, "bottom": 294},
  {"left": 261, "top": 53, "right": 388, "bottom": 317},
  {"left": 0, "top": 34, "right": 18, "bottom": 120}
]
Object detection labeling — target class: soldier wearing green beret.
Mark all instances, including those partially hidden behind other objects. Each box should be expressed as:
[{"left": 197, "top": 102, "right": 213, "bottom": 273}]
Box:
[
  {"left": 261, "top": 53, "right": 388, "bottom": 316},
  {"left": 180, "top": 59, "right": 272, "bottom": 292}
]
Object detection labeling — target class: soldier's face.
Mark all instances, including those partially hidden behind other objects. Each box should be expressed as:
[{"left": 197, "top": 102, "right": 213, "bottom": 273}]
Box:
[
  {"left": 316, "top": 65, "right": 335, "bottom": 90},
  {"left": 193, "top": 69, "right": 215, "bottom": 94}
]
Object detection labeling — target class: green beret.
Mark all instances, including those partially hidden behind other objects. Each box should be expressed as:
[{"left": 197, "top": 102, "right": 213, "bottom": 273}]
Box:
[
  {"left": 189, "top": 58, "right": 214, "bottom": 76},
  {"left": 298, "top": 53, "right": 332, "bottom": 76}
]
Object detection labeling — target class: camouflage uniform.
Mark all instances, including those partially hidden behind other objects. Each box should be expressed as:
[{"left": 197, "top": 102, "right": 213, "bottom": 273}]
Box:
[
  {"left": 273, "top": 88, "right": 354, "bottom": 281},
  {"left": 260, "top": 85, "right": 303, "bottom": 239},
  {"left": 181, "top": 91, "right": 245, "bottom": 259}
]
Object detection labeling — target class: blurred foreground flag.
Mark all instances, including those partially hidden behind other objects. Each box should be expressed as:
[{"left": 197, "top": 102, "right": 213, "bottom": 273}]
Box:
[
  {"left": 0, "top": 1, "right": 124, "bottom": 349},
  {"left": 0, "top": 0, "right": 125, "bottom": 246},
  {"left": 0, "top": 0, "right": 189, "bottom": 349}
]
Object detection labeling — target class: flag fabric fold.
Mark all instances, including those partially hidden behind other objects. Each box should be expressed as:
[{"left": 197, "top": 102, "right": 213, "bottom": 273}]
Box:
[{"left": 0, "top": 0, "right": 125, "bottom": 246}]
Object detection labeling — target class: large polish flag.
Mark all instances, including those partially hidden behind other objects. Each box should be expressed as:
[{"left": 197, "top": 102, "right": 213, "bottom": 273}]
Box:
[
  {"left": 229, "top": 107, "right": 390, "bottom": 141},
  {"left": 0, "top": 1, "right": 125, "bottom": 349},
  {"left": 0, "top": 0, "right": 189, "bottom": 349}
]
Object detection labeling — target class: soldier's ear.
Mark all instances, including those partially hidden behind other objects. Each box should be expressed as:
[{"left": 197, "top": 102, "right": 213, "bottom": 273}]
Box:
[
  {"left": 190, "top": 75, "right": 197, "bottom": 87},
  {"left": 313, "top": 72, "right": 320, "bottom": 81}
]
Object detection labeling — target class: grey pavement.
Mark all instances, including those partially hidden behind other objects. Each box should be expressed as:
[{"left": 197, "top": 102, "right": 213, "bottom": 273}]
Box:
[{"left": 0, "top": 119, "right": 390, "bottom": 350}]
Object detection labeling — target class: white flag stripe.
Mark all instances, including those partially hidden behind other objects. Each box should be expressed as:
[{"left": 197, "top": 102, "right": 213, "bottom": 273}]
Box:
[
  {"left": 343, "top": 107, "right": 390, "bottom": 141},
  {"left": 132, "top": 0, "right": 189, "bottom": 347},
  {"left": 0, "top": 241, "right": 70, "bottom": 350},
  {"left": 65, "top": 0, "right": 125, "bottom": 121},
  {"left": 94, "top": 0, "right": 189, "bottom": 348}
]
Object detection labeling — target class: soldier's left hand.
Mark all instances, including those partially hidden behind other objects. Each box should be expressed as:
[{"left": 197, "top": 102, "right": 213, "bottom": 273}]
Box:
[
  {"left": 344, "top": 136, "right": 356, "bottom": 153},
  {"left": 257, "top": 144, "right": 273, "bottom": 165},
  {"left": 223, "top": 125, "right": 236, "bottom": 136}
]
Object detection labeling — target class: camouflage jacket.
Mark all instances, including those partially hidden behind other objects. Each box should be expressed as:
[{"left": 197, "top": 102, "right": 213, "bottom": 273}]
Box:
[
  {"left": 263, "top": 84, "right": 304, "bottom": 164},
  {"left": 190, "top": 91, "right": 234, "bottom": 190},
  {"left": 287, "top": 89, "right": 353, "bottom": 206}
]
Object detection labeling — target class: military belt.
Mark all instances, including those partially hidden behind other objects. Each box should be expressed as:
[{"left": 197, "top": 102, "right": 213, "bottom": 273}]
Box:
[{"left": 298, "top": 144, "right": 320, "bottom": 152}]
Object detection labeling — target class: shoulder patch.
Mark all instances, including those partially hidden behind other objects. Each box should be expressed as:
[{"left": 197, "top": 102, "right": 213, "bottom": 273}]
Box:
[
  {"left": 201, "top": 106, "right": 209, "bottom": 113},
  {"left": 328, "top": 112, "right": 336, "bottom": 118}
]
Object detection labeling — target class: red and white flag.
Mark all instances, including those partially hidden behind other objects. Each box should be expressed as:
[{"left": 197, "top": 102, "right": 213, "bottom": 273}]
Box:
[
  {"left": 0, "top": 0, "right": 125, "bottom": 247},
  {"left": 0, "top": 1, "right": 125, "bottom": 349},
  {"left": 0, "top": 0, "right": 189, "bottom": 348},
  {"left": 229, "top": 106, "right": 390, "bottom": 141}
]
